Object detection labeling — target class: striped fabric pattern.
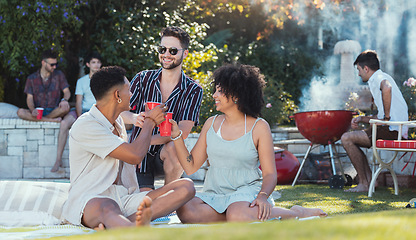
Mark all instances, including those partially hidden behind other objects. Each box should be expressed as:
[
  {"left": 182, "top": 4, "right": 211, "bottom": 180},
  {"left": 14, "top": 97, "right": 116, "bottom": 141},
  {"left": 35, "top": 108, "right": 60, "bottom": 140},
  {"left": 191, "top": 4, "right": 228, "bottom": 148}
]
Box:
[
  {"left": 129, "top": 68, "right": 203, "bottom": 173},
  {"left": 0, "top": 181, "right": 70, "bottom": 226},
  {"left": 376, "top": 140, "right": 416, "bottom": 149}
]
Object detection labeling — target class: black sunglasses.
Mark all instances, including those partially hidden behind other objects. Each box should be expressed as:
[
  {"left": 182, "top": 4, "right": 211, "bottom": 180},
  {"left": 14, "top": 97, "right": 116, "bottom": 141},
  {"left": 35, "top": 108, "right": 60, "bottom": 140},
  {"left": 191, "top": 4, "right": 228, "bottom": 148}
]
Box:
[
  {"left": 45, "top": 61, "right": 58, "bottom": 67},
  {"left": 157, "top": 46, "right": 185, "bottom": 55}
]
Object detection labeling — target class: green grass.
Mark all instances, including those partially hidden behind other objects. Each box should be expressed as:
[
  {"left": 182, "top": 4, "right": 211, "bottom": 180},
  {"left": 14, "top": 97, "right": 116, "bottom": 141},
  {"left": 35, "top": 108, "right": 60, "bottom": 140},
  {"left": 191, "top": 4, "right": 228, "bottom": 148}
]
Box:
[
  {"left": 275, "top": 184, "right": 416, "bottom": 215},
  {"left": 47, "top": 184, "right": 416, "bottom": 240}
]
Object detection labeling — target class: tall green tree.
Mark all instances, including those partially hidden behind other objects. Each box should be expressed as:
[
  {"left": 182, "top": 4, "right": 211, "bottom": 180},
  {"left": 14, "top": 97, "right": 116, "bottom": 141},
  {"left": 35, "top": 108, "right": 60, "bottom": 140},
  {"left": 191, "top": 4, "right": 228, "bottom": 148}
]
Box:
[{"left": 0, "top": 0, "right": 83, "bottom": 106}]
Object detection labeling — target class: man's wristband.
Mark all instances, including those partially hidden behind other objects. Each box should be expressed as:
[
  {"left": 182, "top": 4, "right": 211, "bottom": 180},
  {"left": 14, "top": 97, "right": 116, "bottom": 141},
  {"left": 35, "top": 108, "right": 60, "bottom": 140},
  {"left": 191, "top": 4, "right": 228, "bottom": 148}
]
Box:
[
  {"left": 61, "top": 98, "right": 68, "bottom": 102},
  {"left": 383, "top": 115, "right": 391, "bottom": 121}
]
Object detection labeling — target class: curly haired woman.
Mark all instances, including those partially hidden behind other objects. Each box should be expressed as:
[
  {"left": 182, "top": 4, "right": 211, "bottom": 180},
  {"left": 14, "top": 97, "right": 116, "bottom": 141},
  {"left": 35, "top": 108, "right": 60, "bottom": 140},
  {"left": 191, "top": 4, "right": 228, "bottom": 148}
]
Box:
[{"left": 170, "top": 63, "right": 327, "bottom": 223}]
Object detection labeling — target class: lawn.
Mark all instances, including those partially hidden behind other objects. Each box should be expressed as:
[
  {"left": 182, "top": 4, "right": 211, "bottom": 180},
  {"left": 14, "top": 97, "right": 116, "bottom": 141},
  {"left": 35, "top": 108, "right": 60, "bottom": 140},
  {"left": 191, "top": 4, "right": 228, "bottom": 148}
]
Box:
[
  {"left": 275, "top": 183, "right": 416, "bottom": 215},
  {"left": 46, "top": 184, "right": 416, "bottom": 240}
]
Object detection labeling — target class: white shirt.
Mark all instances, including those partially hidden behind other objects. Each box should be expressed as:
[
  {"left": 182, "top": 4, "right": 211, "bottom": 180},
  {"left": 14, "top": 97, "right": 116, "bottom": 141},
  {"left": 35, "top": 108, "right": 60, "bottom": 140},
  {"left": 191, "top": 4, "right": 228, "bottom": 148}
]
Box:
[
  {"left": 61, "top": 105, "right": 138, "bottom": 225},
  {"left": 368, "top": 69, "right": 408, "bottom": 137}
]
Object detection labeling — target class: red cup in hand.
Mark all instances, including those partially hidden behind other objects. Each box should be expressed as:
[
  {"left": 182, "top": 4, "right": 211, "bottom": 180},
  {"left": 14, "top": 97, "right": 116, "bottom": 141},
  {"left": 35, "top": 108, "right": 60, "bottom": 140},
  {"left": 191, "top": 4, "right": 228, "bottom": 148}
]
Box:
[
  {"left": 159, "top": 112, "right": 173, "bottom": 137},
  {"left": 36, "top": 107, "right": 44, "bottom": 120},
  {"left": 146, "top": 102, "right": 161, "bottom": 110}
]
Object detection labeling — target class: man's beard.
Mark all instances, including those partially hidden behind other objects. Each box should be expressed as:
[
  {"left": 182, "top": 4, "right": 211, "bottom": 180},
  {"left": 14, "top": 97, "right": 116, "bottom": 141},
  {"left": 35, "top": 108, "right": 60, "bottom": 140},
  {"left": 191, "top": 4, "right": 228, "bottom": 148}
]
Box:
[{"left": 161, "top": 53, "right": 184, "bottom": 70}]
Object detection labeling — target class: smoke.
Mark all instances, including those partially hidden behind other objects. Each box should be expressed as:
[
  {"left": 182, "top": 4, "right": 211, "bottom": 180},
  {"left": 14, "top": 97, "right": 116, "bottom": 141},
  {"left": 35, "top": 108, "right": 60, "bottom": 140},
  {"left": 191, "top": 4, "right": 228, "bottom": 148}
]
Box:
[
  {"left": 291, "top": 0, "right": 416, "bottom": 111},
  {"left": 298, "top": 55, "right": 343, "bottom": 111}
]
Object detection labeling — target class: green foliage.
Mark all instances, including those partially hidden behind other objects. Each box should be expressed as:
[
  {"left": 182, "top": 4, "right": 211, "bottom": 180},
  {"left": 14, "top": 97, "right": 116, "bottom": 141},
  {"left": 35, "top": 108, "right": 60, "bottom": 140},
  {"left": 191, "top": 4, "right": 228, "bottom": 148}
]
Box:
[
  {"left": 77, "top": 1, "right": 216, "bottom": 78},
  {"left": 182, "top": 43, "right": 222, "bottom": 132},
  {"left": 0, "top": 0, "right": 83, "bottom": 82},
  {"left": 0, "top": 0, "right": 324, "bottom": 129},
  {"left": 401, "top": 77, "right": 416, "bottom": 138}
]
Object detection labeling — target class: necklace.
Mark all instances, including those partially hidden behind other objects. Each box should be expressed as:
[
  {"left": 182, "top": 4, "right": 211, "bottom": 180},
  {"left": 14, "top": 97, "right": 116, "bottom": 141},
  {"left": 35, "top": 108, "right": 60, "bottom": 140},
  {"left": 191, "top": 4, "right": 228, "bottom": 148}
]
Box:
[{"left": 40, "top": 71, "right": 49, "bottom": 82}]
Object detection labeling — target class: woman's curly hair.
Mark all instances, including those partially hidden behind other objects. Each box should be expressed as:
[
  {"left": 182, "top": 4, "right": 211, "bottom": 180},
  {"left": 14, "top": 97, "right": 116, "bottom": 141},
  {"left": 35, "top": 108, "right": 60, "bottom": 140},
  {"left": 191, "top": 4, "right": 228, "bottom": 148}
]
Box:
[{"left": 212, "top": 63, "right": 266, "bottom": 118}]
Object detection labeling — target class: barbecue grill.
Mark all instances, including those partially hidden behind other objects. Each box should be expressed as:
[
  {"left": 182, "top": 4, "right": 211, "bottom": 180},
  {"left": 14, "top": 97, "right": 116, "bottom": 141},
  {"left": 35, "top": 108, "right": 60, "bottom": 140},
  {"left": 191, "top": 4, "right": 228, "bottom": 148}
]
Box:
[{"left": 291, "top": 110, "right": 355, "bottom": 188}]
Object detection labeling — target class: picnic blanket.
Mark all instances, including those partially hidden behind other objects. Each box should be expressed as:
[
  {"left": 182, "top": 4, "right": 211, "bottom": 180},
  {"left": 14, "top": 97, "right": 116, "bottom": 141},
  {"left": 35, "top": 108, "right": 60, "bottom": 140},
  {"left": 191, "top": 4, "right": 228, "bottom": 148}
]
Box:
[
  {"left": 0, "top": 213, "right": 182, "bottom": 240},
  {"left": 0, "top": 180, "right": 184, "bottom": 239},
  {"left": 0, "top": 180, "right": 283, "bottom": 239}
]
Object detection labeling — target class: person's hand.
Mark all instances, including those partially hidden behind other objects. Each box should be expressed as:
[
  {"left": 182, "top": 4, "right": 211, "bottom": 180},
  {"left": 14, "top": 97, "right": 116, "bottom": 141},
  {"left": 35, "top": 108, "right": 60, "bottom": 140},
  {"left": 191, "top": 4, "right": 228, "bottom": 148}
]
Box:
[
  {"left": 133, "top": 112, "right": 146, "bottom": 128},
  {"left": 31, "top": 109, "right": 38, "bottom": 118},
  {"left": 351, "top": 116, "right": 361, "bottom": 129},
  {"left": 250, "top": 194, "right": 272, "bottom": 221},
  {"left": 145, "top": 103, "right": 166, "bottom": 126},
  {"left": 169, "top": 119, "right": 181, "bottom": 139}
]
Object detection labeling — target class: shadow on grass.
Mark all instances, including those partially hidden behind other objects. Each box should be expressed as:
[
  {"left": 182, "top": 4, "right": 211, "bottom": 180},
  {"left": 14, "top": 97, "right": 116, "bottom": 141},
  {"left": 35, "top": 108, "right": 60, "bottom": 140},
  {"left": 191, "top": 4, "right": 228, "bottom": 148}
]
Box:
[{"left": 275, "top": 184, "right": 416, "bottom": 215}]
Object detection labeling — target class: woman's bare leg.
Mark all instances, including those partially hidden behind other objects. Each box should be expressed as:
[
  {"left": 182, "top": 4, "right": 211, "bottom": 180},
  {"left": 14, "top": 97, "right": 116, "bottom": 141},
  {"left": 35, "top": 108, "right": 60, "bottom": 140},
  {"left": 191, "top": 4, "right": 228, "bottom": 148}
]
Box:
[
  {"left": 176, "top": 197, "right": 227, "bottom": 223},
  {"left": 226, "top": 202, "right": 327, "bottom": 222}
]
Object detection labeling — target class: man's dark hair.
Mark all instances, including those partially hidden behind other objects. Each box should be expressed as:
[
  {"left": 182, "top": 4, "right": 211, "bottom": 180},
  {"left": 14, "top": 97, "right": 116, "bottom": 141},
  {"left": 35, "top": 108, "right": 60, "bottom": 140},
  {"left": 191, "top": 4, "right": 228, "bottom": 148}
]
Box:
[
  {"left": 41, "top": 49, "right": 58, "bottom": 60},
  {"left": 353, "top": 50, "right": 380, "bottom": 71},
  {"left": 90, "top": 66, "right": 126, "bottom": 101},
  {"left": 212, "top": 63, "right": 266, "bottom": 118},
  {"left": 160, "top": 26, "right": 190, "bottom": 49},
  {"left": 85, "top": 51, "right": 103, "bottom": 64}
]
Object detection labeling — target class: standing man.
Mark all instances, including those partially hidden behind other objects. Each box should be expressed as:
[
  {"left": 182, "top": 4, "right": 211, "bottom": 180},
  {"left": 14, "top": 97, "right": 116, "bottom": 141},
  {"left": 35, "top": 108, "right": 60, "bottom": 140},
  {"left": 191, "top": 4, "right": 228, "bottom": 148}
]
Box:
[
  {"left": 51, "top": 52, "right": 103, "bottom": 172},
  {"left": 341, "top": 50, "right": 408, "bottom": 192},
  {"left": 121, "top": 26, "right": 203, "bottom": 190},
  {"left": 17, "top": 49, "right": 70, "bottom": 122}
]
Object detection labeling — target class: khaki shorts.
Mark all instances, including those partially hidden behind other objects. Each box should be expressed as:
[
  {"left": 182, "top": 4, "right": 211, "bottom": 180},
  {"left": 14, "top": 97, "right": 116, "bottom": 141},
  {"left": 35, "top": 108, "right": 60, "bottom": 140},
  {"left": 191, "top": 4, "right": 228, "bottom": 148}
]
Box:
[
  {"left": 364, "top": 125, "right": 399, "bottom": 146},
  {"left": 98, "top": 185, "right": 149, "bottom": 217}
]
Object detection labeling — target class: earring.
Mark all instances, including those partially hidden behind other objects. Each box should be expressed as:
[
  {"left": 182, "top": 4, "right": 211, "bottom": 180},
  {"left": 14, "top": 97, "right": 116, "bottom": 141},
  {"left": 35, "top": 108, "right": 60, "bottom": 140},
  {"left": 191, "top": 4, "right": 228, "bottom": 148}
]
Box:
[
  {"left": 118, "top": 98, "right": 122, "bottom": 104},
  {"left": 234, "top": 100, "right": 237, "bottom": 104}
]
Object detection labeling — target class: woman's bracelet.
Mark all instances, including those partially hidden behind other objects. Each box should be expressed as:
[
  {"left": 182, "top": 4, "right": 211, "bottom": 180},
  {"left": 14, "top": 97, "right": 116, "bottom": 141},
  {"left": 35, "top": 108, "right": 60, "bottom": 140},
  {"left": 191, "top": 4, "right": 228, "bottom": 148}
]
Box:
[
  {"left": 258, "top": 191, "right": 269, "bottom": 197},
  {"left": 171, "top": 130, "right": 183, "bottom": 141}
]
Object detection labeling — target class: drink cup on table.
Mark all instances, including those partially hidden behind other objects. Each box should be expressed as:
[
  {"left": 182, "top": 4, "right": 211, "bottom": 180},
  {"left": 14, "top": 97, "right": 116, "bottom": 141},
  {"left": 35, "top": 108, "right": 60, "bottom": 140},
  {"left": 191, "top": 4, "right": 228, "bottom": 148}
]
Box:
[
  {"left": 36, "top": 107, "right": 44, "bottom": 120},
  {"left": 159, "top": 112, "right": 173, "bottom": 137}
]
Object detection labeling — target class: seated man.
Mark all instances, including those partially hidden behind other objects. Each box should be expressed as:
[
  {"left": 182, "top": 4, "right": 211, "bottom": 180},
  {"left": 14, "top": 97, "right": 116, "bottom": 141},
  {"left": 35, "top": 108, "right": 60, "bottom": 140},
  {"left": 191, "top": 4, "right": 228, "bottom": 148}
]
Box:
[
  {"left": 51, "top": 52, "right": 103, "bottom": 172},
  {"left": 341, "top": 50, "right": 408, "bottom": 192},
  {"left": 17, "top": 49, "right": 70, "bottom": 122},
  {"left": 61, "top": 66, "right": 195, "bottom": 229}
]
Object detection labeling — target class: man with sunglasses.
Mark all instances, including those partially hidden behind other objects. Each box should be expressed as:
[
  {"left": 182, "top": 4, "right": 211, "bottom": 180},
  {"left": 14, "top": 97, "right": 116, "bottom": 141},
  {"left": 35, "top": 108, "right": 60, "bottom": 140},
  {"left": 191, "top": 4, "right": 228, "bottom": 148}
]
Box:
[
  {"left": 121, "top": 26, "right": 203, "bottom": 190},
  {"left": 17, "top": 49, "right": 71, "bottom": 122}
]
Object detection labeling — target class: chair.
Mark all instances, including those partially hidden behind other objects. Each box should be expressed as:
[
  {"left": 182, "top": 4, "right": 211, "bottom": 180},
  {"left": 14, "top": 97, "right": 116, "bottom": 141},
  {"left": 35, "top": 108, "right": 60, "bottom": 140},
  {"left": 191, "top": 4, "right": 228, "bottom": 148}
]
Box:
[{"left": 368, "top": 119, "right": 416, "bottom": 197}]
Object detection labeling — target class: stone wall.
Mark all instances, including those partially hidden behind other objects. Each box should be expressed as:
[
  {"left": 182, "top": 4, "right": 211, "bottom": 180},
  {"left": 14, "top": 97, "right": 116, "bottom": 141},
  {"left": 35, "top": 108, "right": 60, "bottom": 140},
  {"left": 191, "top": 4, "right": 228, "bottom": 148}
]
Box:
[
  {"left": 0, "top": 118, "right": 68, "bottom": 179},
  {"left": 0, "top": 121, "right": 287, "bottom": 180},
  {"left": 1, "top": 120, "right": 414, "bottom": 180}
]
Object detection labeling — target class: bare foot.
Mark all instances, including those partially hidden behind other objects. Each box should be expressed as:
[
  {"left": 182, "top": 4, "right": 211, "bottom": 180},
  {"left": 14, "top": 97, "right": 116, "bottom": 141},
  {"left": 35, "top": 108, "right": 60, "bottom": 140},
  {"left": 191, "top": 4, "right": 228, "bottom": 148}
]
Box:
[
  {"left": 344, "top": 183, "right": 369, "bottom": 193},
  {"left": 290, "top": 205, "right": 328, "bottom": 218},
  {"left": 136, "top": 196, "right": 152, "bottom": 226},
  {"left": 94, "top": 223, "right": 105, "bottom": 231},
  {"left": 51, "top": 161, "right": 62, "bottom": 172},
  {"left": 42, "top": 117, "right": 62, "bottom": 123}
]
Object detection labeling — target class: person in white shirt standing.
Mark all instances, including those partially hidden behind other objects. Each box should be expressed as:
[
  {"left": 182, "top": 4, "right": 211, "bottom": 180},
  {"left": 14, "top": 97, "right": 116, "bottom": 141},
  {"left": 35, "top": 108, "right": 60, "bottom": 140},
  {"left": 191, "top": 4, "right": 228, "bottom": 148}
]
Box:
[
  {"left": 51, "top": 52, "right": 103, "bottom": 172},
  {"left": 341, "top": 50, "right": 408, "bottom": 192}
]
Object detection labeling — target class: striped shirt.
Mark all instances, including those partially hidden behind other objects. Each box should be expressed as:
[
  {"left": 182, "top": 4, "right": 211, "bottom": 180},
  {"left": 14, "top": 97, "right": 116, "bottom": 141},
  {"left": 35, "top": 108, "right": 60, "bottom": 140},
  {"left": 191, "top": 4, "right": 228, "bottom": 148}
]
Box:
[{"left": 129, "top": 68, "right": 203, "bottom": 173}]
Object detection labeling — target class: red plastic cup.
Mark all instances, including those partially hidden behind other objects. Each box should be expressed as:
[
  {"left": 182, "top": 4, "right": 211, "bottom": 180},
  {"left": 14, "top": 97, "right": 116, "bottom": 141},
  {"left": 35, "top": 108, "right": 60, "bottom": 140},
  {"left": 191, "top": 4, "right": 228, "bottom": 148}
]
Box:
[
  {"left": 36, "top": 107, "right": 44, "bottom": 120},
  {"left": 146, "top": 102, "right": 161, "bottom": 110},
  {"left": 159, "top": 112, "right": 173, "bottom": 137}
]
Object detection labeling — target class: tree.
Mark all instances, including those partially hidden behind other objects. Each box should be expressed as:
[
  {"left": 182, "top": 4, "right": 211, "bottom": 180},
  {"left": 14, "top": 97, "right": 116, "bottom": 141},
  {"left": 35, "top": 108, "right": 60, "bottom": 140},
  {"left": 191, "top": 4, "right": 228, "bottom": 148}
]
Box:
[{"left": 0, "top": 0, "right": 83, "bottom": 106}]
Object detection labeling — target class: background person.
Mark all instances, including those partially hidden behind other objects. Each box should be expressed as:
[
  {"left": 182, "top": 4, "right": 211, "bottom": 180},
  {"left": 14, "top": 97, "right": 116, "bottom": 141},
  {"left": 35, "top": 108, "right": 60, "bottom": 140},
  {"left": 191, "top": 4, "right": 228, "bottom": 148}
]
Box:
[
  {"left": 17, "top": 49, "right": 70, "bottom": 122},
  {"left": 341, "top": 50, "right": 409, "bottom": 193},
  {"left": 121, "top": 26, "right": 203, "bottom": 190},
  {"left": 51, "top": 52, "right": 103, "bottom": 172},
  {"left": 171, "top": 63, "right": 326, "bottom": 223},
  {"left": 62, "top": 66, "right": 195, "bottom": 229}
]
